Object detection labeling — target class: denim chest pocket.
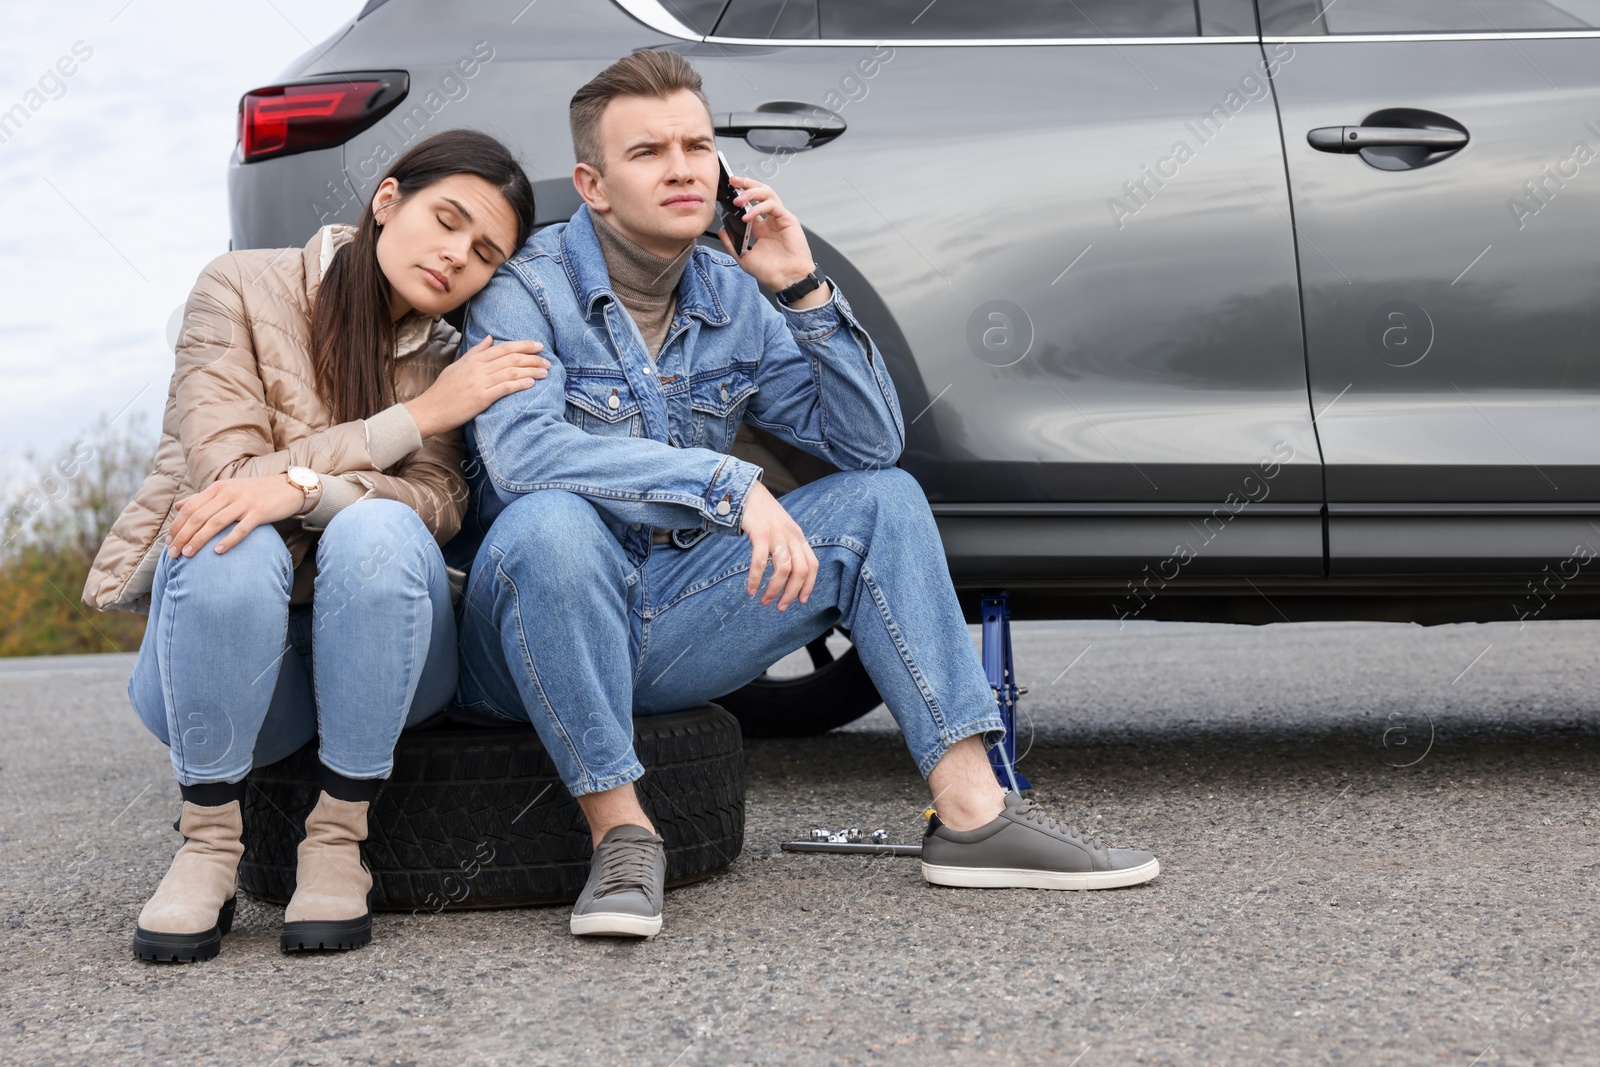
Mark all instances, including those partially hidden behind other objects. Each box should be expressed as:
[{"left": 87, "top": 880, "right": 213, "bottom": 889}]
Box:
[
  {"left": 688, "top": 369, "right": 758, "bottom": 449},
  {"left": 564, "top": 374, "right": 643, "bottom": 437}
]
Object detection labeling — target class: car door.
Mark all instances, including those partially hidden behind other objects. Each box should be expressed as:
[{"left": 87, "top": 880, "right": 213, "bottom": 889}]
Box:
[
  {"left": 1263, "top": 0, "right": 1600, "bottom": 575},
  {"left": 648, "top": 0, "right": 1327, "bottom": 586}
]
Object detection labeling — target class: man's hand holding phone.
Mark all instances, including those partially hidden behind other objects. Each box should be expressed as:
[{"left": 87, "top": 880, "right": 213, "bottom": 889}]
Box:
[{"left": 715, "top": 159, "right": 832, "bottom": 310}]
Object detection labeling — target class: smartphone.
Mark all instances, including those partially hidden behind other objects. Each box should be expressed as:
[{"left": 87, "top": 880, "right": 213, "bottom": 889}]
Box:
[{"left": 716, "top": 151, "right": 751, "bottom": 256}]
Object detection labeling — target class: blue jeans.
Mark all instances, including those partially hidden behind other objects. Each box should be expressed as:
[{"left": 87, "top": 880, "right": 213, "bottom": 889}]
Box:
[
  {"left": 456, "top": 468, "right": 1005, "bottom": 796},
  {"left": 128, "top": 499, "right": 456, "bottom": 786}
]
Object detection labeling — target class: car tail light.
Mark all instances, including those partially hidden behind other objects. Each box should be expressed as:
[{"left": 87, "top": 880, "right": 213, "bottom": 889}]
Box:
[{"left": 238, "top": 72, "right": 408, "bottom": 163}]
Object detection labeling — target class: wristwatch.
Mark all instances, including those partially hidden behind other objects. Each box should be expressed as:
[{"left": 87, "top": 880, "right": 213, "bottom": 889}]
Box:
[
  {"left": 286, "top": 466, "right": 322, "bottom": 518},
  {"left": 775, "top": 265, "right": 824, "bottom": 307}
]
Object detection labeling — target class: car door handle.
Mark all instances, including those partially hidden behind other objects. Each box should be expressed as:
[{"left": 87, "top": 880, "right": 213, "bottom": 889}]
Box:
[
  {"left": 715, "top": 108, "right": 846, "bottom": 151},
  {"left": 1308, "top": 126, "right": 1468, "bottom": 152}
]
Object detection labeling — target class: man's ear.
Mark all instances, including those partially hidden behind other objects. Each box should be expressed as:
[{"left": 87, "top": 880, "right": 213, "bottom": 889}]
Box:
[
  {"left": 572, "top": 163, "right": 610, "bottom": 213},
  {"left": 370, "top": 177, "right": 402, "bottom": 224}
]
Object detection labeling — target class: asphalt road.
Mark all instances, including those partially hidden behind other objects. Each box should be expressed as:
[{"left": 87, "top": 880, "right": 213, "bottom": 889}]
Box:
[{"left": 2, "top": 618, "right": 1597, "bottom": 1066}]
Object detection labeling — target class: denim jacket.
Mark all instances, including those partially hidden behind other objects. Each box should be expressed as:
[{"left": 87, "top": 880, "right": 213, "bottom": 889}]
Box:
[{"left": 456, "top": 204, "right": 905, "bottom": 567}]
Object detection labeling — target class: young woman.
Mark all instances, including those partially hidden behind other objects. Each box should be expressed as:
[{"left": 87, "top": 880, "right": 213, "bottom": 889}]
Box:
[{"left": 83, "top": 129, "right": 547, "bottom": 963}]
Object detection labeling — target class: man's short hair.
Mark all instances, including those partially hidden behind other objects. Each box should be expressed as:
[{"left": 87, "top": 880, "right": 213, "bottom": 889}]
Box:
[{"left": 569, "top": 49, "right": 713, "bottom": 173}]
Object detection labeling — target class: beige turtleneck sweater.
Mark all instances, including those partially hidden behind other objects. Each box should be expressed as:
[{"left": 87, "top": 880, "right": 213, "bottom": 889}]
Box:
[{"left": 591, "top": 212, "right": 692, "bottom": 357}]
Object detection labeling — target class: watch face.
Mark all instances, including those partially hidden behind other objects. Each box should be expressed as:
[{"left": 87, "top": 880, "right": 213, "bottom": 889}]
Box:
[{"left": 287, "top": 467, "right": 318, "bottom": 490}]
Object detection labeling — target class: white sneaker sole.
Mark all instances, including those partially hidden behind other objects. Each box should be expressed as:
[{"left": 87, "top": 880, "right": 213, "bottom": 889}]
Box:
[
  {"left": 570, "top": 910, "right": 663, "bottom": 938},
  {"left": 922, "top": 857, "right": 1160, "bottom": 891}
]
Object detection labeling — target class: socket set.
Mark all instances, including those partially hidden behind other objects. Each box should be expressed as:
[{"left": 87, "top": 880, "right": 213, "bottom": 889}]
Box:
[{"left": 779, "top": 825, "right": 922, "bottom": 857}]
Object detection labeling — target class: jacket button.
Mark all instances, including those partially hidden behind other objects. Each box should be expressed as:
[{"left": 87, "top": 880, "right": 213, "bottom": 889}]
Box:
[
  {"left": 720, "top": 384, "right": 730, "bottom": 403},
  {"left": 607, "top": 393, "right": 620, "bottom": 411},
  {"left": 716, "top": 500, "right": 731, "bottom": 516}
]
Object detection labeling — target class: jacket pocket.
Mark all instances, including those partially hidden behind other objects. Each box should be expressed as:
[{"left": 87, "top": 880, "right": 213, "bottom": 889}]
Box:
[
  {"left": 564, "top": 373, "right": 643, "bottom": 438},
  {"left": 688, "top": 368, "right": 758, "bottom": 450}
]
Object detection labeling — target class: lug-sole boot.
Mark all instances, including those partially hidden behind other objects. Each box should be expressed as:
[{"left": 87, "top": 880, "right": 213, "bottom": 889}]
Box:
[
  {"left": 132, "top": 800, "right": 245, "bottom": 963},
  {"left": 281, "top": 791, "right": 374, "bottom": 952}
]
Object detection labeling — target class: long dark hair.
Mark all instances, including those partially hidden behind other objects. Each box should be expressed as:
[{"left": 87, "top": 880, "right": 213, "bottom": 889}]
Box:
[{"left": 312, "top": 129, "right": 535, "bottom": 424}]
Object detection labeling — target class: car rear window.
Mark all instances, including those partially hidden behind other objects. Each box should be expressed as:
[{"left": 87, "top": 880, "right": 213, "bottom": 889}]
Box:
[
  {"left": 1261, "top": 0, "right": 1600, "bottom": 34},
  {"left": 713, "top": 0, "right": 1203, "bottom": 39}
]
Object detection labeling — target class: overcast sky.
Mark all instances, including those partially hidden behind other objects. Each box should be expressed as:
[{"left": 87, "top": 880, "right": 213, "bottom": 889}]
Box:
[{"left": 0, "top": 1, "right": 356, "bottom": 487}]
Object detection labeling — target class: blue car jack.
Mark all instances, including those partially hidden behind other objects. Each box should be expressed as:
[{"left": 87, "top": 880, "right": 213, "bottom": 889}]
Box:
[{"left": 981, "top": 591, "right": 1031, "bottom": 792}]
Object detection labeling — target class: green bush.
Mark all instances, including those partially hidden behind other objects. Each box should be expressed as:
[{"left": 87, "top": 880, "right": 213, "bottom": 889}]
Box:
[{"left": 0, "top": 414, "right": 154, "bottom": 657}]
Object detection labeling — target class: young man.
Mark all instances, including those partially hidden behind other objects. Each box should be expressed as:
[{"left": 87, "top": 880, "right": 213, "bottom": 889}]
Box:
[{"left": 455, "top": 50, "right": 1159, "bottom": 938}]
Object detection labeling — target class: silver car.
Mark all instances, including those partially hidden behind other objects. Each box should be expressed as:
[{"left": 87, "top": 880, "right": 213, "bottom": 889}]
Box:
[{"left": 230, "top": 0, "right": 1600, "bottom": 733}]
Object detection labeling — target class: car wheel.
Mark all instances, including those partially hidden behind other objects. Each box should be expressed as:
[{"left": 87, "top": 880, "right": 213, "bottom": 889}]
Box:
[
  {"left": 715, "top": 629, "right": 885, "bottom": 738},
  {"left": 238, "top": 704, "right": 744, "bottom": 911}
]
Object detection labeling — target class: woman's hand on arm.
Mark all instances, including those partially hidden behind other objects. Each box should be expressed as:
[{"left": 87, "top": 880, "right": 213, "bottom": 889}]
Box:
[
  {"left": 166, "top": 474, "right": 307, "bottom": 558},
  {"left": 404, "top": 335, "right": 549, "bottom": 438}
]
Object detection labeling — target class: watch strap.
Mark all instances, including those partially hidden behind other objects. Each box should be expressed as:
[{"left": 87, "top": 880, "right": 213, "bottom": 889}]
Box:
[
  {"left": 775, "top": 266, "right": 823, "bottom": 307},
  {"left": 292, "top": 485, "right": 322, "bottom": 519}
]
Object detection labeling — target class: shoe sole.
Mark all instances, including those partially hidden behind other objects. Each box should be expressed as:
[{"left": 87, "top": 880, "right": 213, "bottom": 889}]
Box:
[
  {"left": 280, "top": 914, "right": 372, "bottom": 952},
  {"left": 133, "top": 897, "right": 236, "bottom": 963},
  {"left": 570, "top": 910, "right": 662, "bottom": 938},
  {"left": 922, "top": 857, "right": 1160, "bottom": 891}
]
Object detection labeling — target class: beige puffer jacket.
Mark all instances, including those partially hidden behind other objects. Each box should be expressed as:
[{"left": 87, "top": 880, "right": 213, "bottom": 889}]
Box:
[{"left": 84, "top": 225, "right": 467, "bottom": 613}]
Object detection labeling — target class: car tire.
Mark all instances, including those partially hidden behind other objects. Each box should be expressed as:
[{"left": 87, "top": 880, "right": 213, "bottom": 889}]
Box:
[
  {"left": 714, "top": 630, "right": 885, "bottom": 738},
  {"left": 237, "top": 704, "right": 744, "bottom": 912}
]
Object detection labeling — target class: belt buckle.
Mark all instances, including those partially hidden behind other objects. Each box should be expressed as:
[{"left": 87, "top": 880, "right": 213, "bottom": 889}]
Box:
[{"left": 670, "top": 528, "right": 710, "bottom": 551}]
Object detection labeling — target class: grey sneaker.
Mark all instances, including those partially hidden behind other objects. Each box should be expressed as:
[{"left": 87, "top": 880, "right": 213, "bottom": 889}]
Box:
[
  {"left": 922, "top": 791, "right": 1160, "bottom": 891},
  {"left": 571, "top": 824, "right": 666, "bottom": 937}
]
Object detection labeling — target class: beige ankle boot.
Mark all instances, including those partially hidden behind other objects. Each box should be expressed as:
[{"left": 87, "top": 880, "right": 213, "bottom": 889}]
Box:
[
  {"left": 133, "top": 800, "right": 244, "bottom": 963},
  {"left": 281, "top": 791, "right": 373, "bottom": 952}
]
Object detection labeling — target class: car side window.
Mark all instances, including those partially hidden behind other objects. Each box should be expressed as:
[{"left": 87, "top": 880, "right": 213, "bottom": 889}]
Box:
[
  {"left": 1260, "top": 0, "right": 1600, "bottom": 34},
  {"left": 714, "top": 0, "right": 1202, "bottom": 39},
  {"left": 715, "top": 0, "right": 819, "bottom": 38},
  {"left": 671, "top": 0, "right": 736, "bottom": 35}
]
